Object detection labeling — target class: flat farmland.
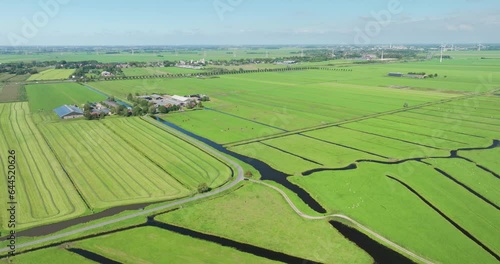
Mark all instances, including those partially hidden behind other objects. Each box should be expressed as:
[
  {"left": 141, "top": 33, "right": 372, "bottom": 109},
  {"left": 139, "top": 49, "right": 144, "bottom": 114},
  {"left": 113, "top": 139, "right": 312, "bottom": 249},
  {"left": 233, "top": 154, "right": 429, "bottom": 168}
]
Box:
[
  {"left": 26, "top": 83, "right": 106, "bottom": 112},
  {"left": 72, "top": 226, "right": 278, "bottom": 264},
  {"left": 4, "top": 247, "right": 92, "bottom": 264},
  {"left": 123, "top": 67, "right": 207, "bottom": 76},
  {"left": 0, "top": 48, "right": 302, "bottom": 63},
  {"left": 38, "top": 117, "right": 232, "bottom": 209},
  {"left": 0, "top": 103, "right": 87, "bottom": 230},
  {"left": 89, "top": 70, "right": 457, "bottom": 135},
  {"left": 39, "top": 119, "right": 191, "bottom": 209},
  {"left": 159, "top": 183, "right": 372, "bottom": 263},
  {"left": 161, "top": 110, "right": 284, "bottom": 144},
  {"left": 290, "top": 161, "right": 500, "bottom": 264},
  {"left": 27, "top": 69, "right": 75, "bottom": 81},
  {"left": 102, "top": 117, "right": 232, "bottom": 189}
]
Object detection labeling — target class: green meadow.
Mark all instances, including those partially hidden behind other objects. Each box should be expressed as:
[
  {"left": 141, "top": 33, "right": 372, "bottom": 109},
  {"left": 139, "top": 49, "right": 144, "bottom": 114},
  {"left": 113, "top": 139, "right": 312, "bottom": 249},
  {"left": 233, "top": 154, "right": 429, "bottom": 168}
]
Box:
[
  {"left": 123, "top": 67, "right": 207, "bottom": 76},
  {"left": 26, "top": 83, "right": 106, "bottom": 112},
  {"left": 159, "top": 183, "right": 372, "bottom": 264},
  {"left": 27, "top": 69, "right": 75, "bottom": 81}
]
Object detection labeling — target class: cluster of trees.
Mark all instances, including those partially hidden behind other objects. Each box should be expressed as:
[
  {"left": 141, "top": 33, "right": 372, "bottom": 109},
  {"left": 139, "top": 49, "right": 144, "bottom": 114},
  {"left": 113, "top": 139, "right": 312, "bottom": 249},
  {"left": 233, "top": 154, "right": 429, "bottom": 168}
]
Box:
[
  {"left": 83, "top": 103, "right": 106, "bottom": 120},
  {"left": 0, "top": 62, "right": 39, "bottom": 75}
]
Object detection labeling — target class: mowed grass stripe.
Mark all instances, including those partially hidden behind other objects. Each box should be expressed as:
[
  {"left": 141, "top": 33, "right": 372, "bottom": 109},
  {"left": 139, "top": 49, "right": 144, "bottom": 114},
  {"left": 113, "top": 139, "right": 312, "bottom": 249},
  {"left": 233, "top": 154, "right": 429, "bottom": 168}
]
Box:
[
  {"left": 105, "top": 120, "right": 209, "bottom": 188},
  {"left": 127, "top": 117, "right": 229, "bottom": 179},
  {"left": 40, "top": 120, "right": 191, "bottom": 209},
  {"left": 41, "top": 123, "right": 125, "bottom": 203},
  {"left": 128, "top": 116, "right": 232, "bottom": 187},
  {"left": 0, "top": 103, "right": 86, "bottom": 229},
  {"left": 69, "top": 122, "right": 148, "bottom": 198},
  {"left": 68, "top": 122, "right": 188, "bottom": 199}
]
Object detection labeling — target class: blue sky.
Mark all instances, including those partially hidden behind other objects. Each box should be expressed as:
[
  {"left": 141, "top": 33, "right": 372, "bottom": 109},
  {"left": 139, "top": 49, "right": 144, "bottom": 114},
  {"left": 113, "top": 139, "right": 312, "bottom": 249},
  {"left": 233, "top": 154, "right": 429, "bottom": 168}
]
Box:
[{"left": 1, "top": 0, "right": 499, "bottom": 45}]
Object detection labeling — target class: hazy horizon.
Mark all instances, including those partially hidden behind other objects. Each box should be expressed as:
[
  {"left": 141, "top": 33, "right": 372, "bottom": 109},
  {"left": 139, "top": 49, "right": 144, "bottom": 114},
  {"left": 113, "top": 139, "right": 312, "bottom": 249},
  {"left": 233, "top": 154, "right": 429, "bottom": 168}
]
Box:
[{"left": 1, "top": 0, "right": 500, "bottom": 46}]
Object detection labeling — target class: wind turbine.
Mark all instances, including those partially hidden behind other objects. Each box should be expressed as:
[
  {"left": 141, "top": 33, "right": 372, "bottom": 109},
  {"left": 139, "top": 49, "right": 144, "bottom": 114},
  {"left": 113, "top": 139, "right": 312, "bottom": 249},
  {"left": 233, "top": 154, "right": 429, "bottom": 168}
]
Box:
[
  {"left": 301, "top": 49, "right": 304, "bottom": 58},
  {"left": 477, "top": 44, "right": 484, "bottom": 51},
  {"left": 440, "top": 44, "right": 446, "bottom": 63},
  {"left": 381, "top": 49, "right": 384, "bottom": 60}
]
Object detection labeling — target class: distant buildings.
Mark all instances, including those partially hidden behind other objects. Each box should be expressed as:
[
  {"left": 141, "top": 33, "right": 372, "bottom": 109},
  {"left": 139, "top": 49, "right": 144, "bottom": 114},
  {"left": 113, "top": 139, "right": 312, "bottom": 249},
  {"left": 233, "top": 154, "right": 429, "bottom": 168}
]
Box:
[
  {"left": 53, "top": 105, "right": 84, "bottom": 119},
  {"left": 137, "top": 94, "right": 199, "bottom": 108},
  {"left": 387, "top": 72, "right": 427, "bottom": 79}
]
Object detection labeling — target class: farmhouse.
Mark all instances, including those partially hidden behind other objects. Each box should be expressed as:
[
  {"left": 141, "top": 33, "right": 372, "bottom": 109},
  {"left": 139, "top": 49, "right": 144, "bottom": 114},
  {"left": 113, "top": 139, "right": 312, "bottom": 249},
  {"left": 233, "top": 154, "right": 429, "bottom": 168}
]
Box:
[{"left": 54, "top": 105, "right": 84, "bottom": 119}]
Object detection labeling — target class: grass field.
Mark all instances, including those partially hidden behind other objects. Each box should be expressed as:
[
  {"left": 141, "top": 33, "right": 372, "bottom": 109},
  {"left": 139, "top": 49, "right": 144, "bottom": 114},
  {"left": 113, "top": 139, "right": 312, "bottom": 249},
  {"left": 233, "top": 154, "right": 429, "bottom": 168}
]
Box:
[
  {"left": 89, "top": 69, "right": 457, "bottom": 137},
  {"left": 4, "top": 247, "right": 92, "bottom": 264},
  {"left": 0, "top": 103, "right": 87, "bottom": 230},
  {"left": 38, "top": 117, "right": 232, "bottom": 209},
  {"left": 123, "top": 67, "right": 207, "bottom": 76},
  {"left": 26, "top": 83, "right": 106, "bottom": 112},
  {"left": 73, "top": 226, "right": 278, "bottom": 263},
  {"left": 159, "top": 183, "right": 372, "bottom": 263},
  {"left": 27, "top": 69, "right": 75, "bottom": 81},
  {"left": 290, "top": 161, "right": 500, "bottom": 264}
]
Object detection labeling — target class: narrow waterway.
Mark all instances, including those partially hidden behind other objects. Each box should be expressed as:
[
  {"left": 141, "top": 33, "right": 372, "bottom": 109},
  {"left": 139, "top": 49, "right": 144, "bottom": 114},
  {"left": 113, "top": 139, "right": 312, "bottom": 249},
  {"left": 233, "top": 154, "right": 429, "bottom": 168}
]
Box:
[{"left": 154, "top": 116, "right": 327, "bottom": 213}]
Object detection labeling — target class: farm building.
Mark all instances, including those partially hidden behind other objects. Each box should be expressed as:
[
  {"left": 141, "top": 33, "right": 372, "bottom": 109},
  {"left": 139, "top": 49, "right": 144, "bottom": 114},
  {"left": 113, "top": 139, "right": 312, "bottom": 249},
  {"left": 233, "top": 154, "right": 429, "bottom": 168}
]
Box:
[
  {"left": 54, "top": 105, "right": 84, "bottom": 119},
  {"left": 388, "top": 72, "right": 404, "bottom": 77}
]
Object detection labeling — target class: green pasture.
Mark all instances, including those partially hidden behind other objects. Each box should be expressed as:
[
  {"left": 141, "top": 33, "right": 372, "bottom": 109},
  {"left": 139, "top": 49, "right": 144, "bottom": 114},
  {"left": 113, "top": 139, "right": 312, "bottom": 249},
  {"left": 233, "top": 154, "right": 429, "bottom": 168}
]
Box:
[
  {"left": 123, "top": 67, "right": 207, "bottom": 76},
  {"left": 161, "top": 110, "right": 283, "bottom": 144},
  {"left": 73, "top": 226, "right": 278, "bottom": 264},
  {"left": 4, "top": 247, "right": 92, "bottom": 264},
  {"left": 460, "top": 147, "right": 500, "bottom": 176},
  {"left": 26, "top": 83, "right": 106, "bottom": 112},
  {"left": 159, "top": 183, "right": 372, "bottom": 264},
  {"left": 426, "top": 158, "right": 500, "bottom": 206},
  {"left": 290, "top": 161, "right": 500, "bottom": 264},
  {"left": 27, "top": 69, "right": 75, "bottom": 81},
  {"left": 89, "top": 70, "right": 455, "bottom": 133},
  {"left": 102, "top": 117, "right": 232, "bottom": 189},
  {"left": 39, "top": 119, "right": 191, "bottom": 209},
  {"left": 0, "top": 103, "right": 87, "bottom": 230}
]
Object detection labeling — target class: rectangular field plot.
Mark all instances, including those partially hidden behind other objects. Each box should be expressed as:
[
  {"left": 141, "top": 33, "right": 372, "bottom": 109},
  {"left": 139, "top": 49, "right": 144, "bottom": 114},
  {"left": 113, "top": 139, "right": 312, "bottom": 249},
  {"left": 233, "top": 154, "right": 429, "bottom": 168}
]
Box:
[
  {"left": 73, "top": 226, "right": 277, "bottom": 264},
  {"left": 162, "top": 110, "right": 284, "bottom": 144},
  {"left": 290, "top": 161, "right": 500, "bottom": 264},
  {"left": 27, "top": 69, "right": 75, "bottom": 81},
  {"left": 304, "top": 126, "right": 449, "bottom": 160},
  {"left": 426, "top": 158, "right": 500, "bottom": 206},
  {"left": 263, "top": 135, "right": 382, "bottom": 168},
  {"left": 88, "top": 70, "right": 456, "bottom": 131},
  {"left": 7, "top": 247, "right": 93, "bottom": 264},
  {"left": 102, "top": 117, "right": 232, "bottom": 189},
  {"left": 229, "top": 142, "right": 319, "bottom": 175},
  {"left": 459, "top": 147, "right": 500, "bottom": 176},
  {"left": 26, "top": 83, "right": 106, "bottom": 112},
  {"left": 0, "top": 103, "right": 87, "bottom": 230},
  {"left": 39, "top": 120, "right": 192, "bottom": 209},
  {"left": 123, "top": 67, "right": 206, "bottom": 76},
  {"left": 342, "top": 117, "right": 490, "bottom": 150},
  {"left": 393, "top": 111, "right": 500, "bottom": 140}
]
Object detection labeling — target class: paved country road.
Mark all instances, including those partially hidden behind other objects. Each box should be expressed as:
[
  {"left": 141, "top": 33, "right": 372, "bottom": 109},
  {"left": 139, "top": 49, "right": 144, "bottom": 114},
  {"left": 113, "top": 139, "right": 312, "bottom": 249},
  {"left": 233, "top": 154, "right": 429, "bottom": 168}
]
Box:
[{"left": 0, "top": 118, "right": 245, "bottom": 255}]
